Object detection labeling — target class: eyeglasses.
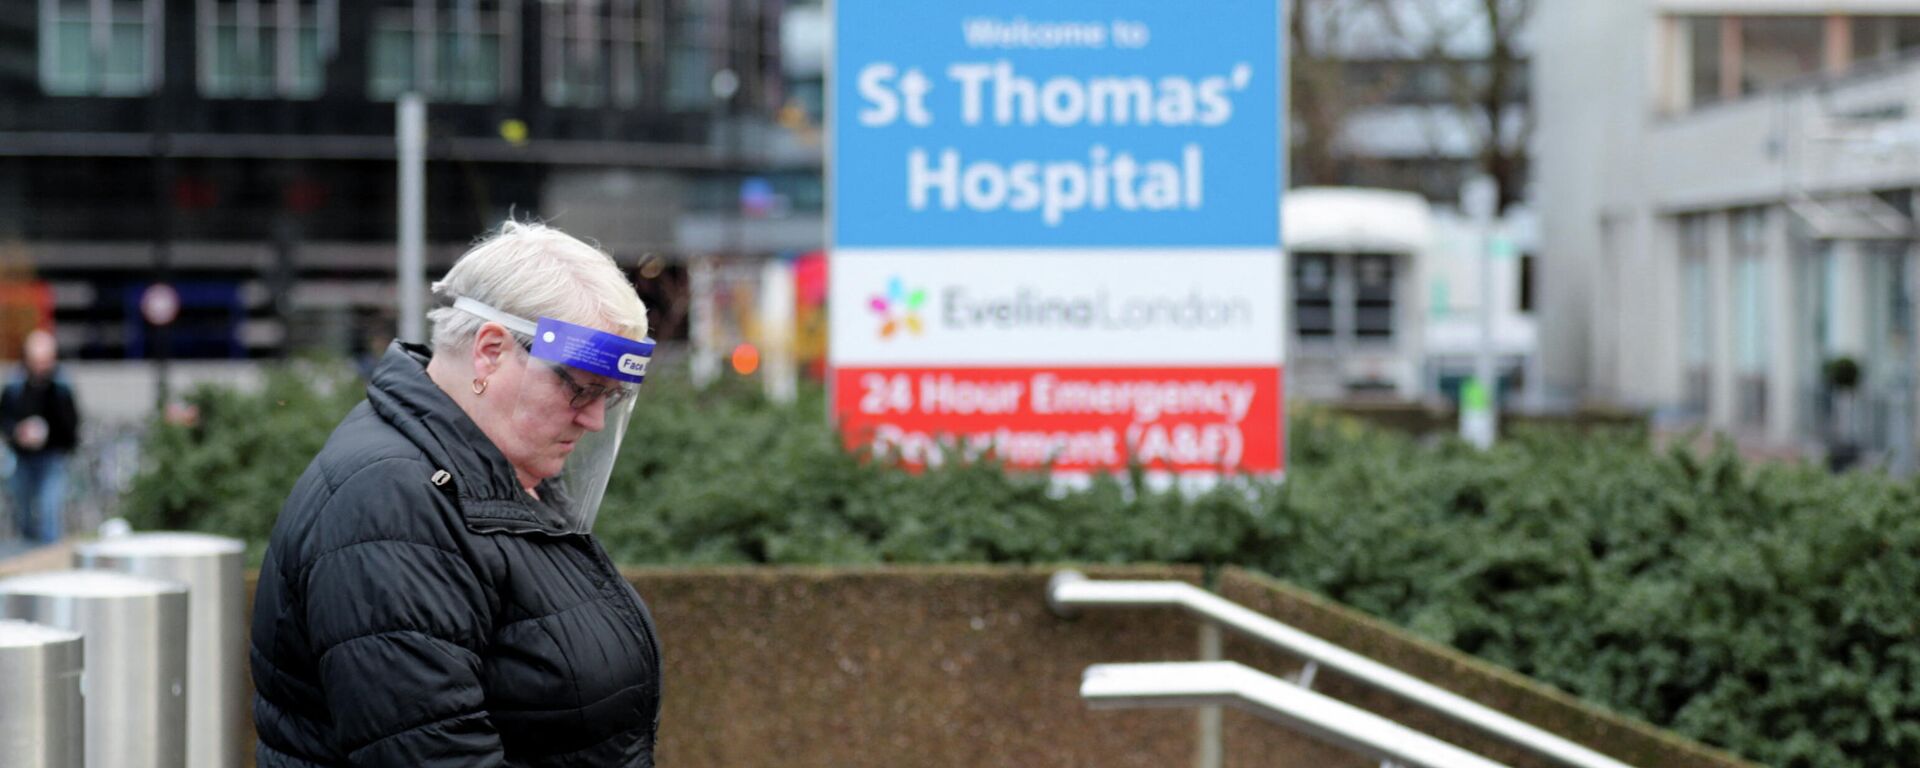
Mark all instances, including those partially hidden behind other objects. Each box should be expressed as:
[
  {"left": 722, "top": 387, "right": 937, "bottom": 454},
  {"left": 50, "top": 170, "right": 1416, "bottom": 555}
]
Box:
[
  {"left": 549, "top": 364, "right": 632, "bottom": 410},
  {"left": 516, "top": 336, "right": 632, "bottom": 410}
]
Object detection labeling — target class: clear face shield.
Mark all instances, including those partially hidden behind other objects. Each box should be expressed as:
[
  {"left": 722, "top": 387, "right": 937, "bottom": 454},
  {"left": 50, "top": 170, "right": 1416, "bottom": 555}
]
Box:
[{"left": 454, "top": 297, "right": 654, "bottom": 534}]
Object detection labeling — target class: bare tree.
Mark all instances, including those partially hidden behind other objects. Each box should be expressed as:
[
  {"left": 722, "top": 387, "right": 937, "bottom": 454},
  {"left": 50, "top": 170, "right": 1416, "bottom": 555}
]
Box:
[
  {"left": 1395, "top": 0, "right": 1535, "bottom": 212},
  {"left": 1289, "top": 0, "right": 1407, "bottom": 187}
]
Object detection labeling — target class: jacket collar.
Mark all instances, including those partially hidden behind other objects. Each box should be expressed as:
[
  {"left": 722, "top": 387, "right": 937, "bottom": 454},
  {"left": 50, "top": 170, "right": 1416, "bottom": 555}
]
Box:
[
  {"left": 364, "top": 342, "right": 574, "bottom": 537},
  {"left": 10, "top": 367, "right": 65, "bottom": 388}
]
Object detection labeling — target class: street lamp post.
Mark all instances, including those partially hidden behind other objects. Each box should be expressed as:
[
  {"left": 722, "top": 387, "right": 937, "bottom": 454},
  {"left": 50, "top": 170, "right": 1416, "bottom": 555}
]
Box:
[
  {"left": 397, "top": 93, "right": 427, "bottom": 345},
  {"left": 1461, "top": 175, "right": 1500, "bottom": 449},
  {"left": 691, "top": 65, "right": 741, "bottom": 389}
]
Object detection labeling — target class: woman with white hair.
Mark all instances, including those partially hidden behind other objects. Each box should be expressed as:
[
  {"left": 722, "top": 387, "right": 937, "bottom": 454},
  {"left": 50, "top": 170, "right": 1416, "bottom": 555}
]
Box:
[{"left": 250, "top": 222, "right": 663, "bottom": 767}]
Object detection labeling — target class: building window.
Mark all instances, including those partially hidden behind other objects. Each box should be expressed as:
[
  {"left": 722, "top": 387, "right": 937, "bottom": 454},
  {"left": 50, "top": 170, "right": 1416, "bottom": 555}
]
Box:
[
  {"left": 666, "top": 0, "right": 716, "bottom": 112},
  {"left": 1680, "top": 214, "right": 1712, "bottom": 414},
  {"left": 38, "top": 0, "right": 160, "bottom": 96},
  {"left": 1740, "top": 17, "right": 1822, "bottom": 93},
  {"left": 1354, "top": 252, "right": 1395, "bottom": 340},
  {"left": 1866, "top": 242, "right": 1914, "bottom": 381},
  {"left": 1850, "top": 17, "right": 1920, "bottom": 64},
  {"left": 1797, "top": 243, "right": 1831, "bottom": 437},
  {"left": 1293, "top": 252, "right": 1335, "bottom": 339},
  {"left": 1732, "top": 208, "right": 1768, "bottom": 427},
  {"left": 543, "top": 1, "right": 605, "bottom": 107},
  {"left": 1679, "top": 15, "right": 1856, "bottom": 108},
  {"left": 542, "top": 0, "right": 651, "bottom": 108},
  {"left": 368, "top": 0, "right": 517, "bottom": 104},
  {"left": 199, "top": 0, "right": 333, "bottom": 99},
  {"left": 1687, "top": 16, "right": 1723, "bottom": 107},
  {"left": 1518, "top": 253, "right": 1536, "bottom": 314}
]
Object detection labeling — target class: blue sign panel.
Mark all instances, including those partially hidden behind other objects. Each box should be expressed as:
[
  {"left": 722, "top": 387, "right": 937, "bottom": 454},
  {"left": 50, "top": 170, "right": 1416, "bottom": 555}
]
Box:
[{"left": 832, "top": 1, "right": 1282, "bottom": 248}]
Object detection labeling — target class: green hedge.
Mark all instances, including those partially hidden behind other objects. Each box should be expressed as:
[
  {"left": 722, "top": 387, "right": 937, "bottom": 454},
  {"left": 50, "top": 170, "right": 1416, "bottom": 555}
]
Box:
[{"left": 124, "top": 365, "right": 1920, "bottom": 767}]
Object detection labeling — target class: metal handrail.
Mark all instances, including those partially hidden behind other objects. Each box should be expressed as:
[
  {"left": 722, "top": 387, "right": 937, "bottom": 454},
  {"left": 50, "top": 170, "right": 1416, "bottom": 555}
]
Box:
[
  {"left": 1083, "top": 661, "right": 1512, "bottom": 768},
  {"left": 1048, "top": 571, "right": 1636, "bottom": 768}
]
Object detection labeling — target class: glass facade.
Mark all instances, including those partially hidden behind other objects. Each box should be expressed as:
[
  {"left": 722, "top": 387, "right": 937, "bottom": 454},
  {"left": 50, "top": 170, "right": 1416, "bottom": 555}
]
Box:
[
  {"left": 665, "top": 0, "right": 713, "bottom": 112},
  {"left": 1354, "top": 252, "right": 1396, "bottom": 340},
  {"left": 1740, "top": 17, "right": 1823, "bottom": 93},
  {"left": 1687, "top": 16, "right": 1722, "bottom": 106},
  {"left": 542, "top": 0, "right": 608, "bottom": 107},
  {"left": 1732, "top": 207, "right": 1768, "bottom": 427},
  {"left": 367, "top": 0, "right": 515, "bottom": 103},
  {"left": 39, "top": 0, "right": 158, "bottom": 96},
  {"left": 1294, "top": 252, "right": 1335, "bottom": 339},
  {"left": 1677, "top": 14, "right": 1920, "bottom": 109},
  {"left": 200, "top": 0, "right": 329, "bottom": 99},
  {"left": 1851, "top": 16, "right": 1920, "bottom": 64},
  {"left": 11, "top": 0, "right": 809, "bottom": 360},
  {"left": 1680, "top": 214, "right": 1712, "bottom": 414}
]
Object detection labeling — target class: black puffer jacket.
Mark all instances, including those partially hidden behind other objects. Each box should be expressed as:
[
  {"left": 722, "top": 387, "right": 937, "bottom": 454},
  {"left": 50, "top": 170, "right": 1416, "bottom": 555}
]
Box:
[{"left": 251, "top": 343, "right": 661, "bottom": 767}]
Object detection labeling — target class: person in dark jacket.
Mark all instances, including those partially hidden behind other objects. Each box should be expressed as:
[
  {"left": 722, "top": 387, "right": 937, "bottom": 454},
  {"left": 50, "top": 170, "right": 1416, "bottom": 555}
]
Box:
[
  {"left": 251, "top": 222, "right": 663, "bottom": 767},
  {"left": 0, "top": 328, "right": 80, "bottom": 544}
]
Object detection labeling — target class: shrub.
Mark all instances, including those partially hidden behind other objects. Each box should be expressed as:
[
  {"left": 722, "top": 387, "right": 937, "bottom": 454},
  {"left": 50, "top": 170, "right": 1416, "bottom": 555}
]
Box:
[{"left": 121, "top": 363, "right": 1920, "bottom": 766}]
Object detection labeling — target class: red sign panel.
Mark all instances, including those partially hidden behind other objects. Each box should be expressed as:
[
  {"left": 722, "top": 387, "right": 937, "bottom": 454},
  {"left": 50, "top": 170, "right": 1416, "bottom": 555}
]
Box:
[{"left": 834, "top": 366, "right": 1284, "bottom": 474}]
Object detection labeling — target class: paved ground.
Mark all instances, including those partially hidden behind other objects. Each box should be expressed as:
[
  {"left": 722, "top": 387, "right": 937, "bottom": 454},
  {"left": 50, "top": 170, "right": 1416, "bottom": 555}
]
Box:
[
  {"left": 0, "top": 539, "right": 73, "bottom": 578},
  {"left": 0, "top": 538, "right": 33, "bottom": 560}
]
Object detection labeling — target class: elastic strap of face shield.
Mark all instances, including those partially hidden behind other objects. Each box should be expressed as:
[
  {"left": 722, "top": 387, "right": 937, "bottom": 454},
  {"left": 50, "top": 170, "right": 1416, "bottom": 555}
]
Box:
[{"left": 453, "top": 297, "right": 538, "bottom": 337}]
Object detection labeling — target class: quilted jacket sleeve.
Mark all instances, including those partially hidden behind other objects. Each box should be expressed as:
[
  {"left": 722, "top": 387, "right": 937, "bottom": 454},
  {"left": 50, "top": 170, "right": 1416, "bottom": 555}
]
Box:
[{"left": 302, "top": 460, "right": 504, "bottom": 767}]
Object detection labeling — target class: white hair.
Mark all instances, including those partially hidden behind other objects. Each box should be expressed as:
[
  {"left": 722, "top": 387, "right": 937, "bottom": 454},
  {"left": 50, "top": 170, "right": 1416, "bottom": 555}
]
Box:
[{"left": 428, "top": 221, "right": 648, "bottom": 356}]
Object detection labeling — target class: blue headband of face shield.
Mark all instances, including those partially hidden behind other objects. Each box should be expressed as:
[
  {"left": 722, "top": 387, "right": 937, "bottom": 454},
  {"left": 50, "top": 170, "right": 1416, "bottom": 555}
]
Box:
[{"left": 452, "top": 297, "right": 655, "bottom": 384}]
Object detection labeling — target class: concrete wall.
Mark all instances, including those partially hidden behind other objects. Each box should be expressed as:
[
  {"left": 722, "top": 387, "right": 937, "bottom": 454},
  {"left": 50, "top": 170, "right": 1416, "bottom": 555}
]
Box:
[
  {"left": 639, "top": 566, "right": 1203, "bottom": 767},
  {"left": 1644, "top": 64, "right": 1920, "bottom": 207},
  {"left": 1535, "top": 2, "right": 1655, "bottom": 407},
  {"left": 0, "top": 552, "right": 1761, "bottom": 766}
]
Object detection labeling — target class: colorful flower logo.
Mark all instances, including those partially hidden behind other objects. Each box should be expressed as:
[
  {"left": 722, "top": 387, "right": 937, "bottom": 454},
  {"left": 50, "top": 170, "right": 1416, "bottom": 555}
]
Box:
[{"left": 870, "top": 276, "right": 926, "bottom": 339}]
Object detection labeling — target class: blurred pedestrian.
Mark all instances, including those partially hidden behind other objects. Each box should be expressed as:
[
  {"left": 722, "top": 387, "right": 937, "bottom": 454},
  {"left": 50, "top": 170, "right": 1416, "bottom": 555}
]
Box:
[
  {"left": 0, "top": 328, "right": 79, "bottom": 544},
  {"left": 251, "top": 221, "right": 662, "bottom": 767}
]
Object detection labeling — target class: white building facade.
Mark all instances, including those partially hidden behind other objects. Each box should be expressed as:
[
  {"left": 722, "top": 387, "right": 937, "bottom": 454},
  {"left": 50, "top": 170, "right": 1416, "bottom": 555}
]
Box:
[{"left": 1538, "top": 1, "right": 1920, "bottom": 463}]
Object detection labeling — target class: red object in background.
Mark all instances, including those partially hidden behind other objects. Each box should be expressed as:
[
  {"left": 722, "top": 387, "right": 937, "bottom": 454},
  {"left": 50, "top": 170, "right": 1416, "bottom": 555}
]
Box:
[
  {"left": 833, "top": 366, "right": 1284, "bottom": 475},
  {"left": 172, "top": 178, "right": 219, "bottom": 210},
  {"left": 793, "top": 251, "right": 829, "bottom": 381},
  {"left": 0, "top": 282, "right": 56, "bottom": 357},
  {"left": 283, "top": 179, "right": 328, "bottom": 213},
  {"left": 793, "top": 250, "right": 827, "bottom": 306},
  {"left": 731, "top": 343, "right": 761, "bottom": 375},
  {"left": 0, "top": 282, "right": 55, "bottom": 325}
]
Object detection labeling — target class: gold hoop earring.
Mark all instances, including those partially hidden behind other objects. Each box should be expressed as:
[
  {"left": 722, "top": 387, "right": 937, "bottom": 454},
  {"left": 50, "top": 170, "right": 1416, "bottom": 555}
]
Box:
[{"left": 471, "top": 378, "right": 488, "bottom": 395}]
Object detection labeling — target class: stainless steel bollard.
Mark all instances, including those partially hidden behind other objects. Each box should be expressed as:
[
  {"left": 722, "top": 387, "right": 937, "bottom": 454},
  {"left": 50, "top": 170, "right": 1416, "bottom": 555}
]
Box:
[
  {"left": 0, "top": 619, "right": 85, "bottom": 768},
  {"left": 76, "top": 533, "right": 247, "bottom": 768},
  {"left": 0, "top": 570, "right": 189, "bottom": 768}
]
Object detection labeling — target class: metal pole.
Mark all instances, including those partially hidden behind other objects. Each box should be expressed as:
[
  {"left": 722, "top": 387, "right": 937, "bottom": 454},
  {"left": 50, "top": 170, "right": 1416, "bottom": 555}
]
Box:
[
  {"left": 151, "top": 63, "right": 174, "bottom": 410},
  {"left": 76, "top": 533, "right": 247, "bottom": 768},
  {"left": 0, "top": 619, "right": 84, "bottom": 768},
  {"left": 1478, "top": 223, "right": 1496, "bottom": 422},
  {"left": 759, "top": 258, "right": 796, "bottom": 402},
  {"left": 1197, "top": 622, "right": 1223, "bottom": 768},
  {"left": 689, "top": 255, "right": 718, "bottom": 388},
  {"left": 695, "top": 1, "right": 740, "bottom": 389},
  {"left": 398, "top": 93, "right": 427, "bottom": 344},
  {"left": 1463, "top": 176, "right": 1500, "bottom": 448},
  {"left": 1083, "top": 661, "right": 1513, "bottom": 768},
  {"left": 0, "top": 570, "right": 190, "bottom": 768}
]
